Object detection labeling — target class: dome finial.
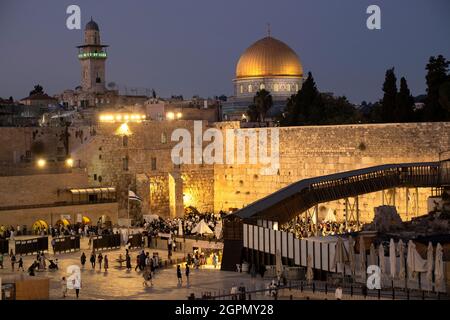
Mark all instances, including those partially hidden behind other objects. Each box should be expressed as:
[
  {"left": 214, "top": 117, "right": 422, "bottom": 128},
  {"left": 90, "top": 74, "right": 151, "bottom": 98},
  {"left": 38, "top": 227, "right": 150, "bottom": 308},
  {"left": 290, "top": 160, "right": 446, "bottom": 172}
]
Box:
[{"left": 267, "top": 23, "right": 271, "bottom": 37}]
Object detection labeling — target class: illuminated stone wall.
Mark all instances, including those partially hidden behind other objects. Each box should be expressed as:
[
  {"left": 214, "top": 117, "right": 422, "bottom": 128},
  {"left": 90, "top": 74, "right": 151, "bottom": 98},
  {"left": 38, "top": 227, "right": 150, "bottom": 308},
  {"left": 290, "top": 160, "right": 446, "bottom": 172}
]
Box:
[
  {"left": 212, "top": 122, "right": 450, "bottom": 222},
  {"left": 1, "top": 121, "right": 449, "bottom": 225}
]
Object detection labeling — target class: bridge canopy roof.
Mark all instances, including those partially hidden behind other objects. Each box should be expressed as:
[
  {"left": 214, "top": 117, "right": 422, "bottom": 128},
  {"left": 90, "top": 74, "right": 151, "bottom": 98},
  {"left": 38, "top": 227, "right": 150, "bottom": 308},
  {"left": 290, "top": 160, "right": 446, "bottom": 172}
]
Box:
[{"left": 233, "top": 162, "right": 441, "bottom": 224}]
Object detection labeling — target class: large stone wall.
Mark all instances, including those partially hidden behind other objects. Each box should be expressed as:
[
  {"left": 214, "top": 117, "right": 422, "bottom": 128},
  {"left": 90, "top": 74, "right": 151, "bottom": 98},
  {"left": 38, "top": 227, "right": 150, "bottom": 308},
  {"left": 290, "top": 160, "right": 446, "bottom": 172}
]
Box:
[
  {"left": 213, "top": 122, "right": 450, "bottom": 222},
  {"left": 0, "top": 171, "right": 88, "bottom": 207},
  {"left": 1, "top": 121, "right": 449, "bottom": 225}
]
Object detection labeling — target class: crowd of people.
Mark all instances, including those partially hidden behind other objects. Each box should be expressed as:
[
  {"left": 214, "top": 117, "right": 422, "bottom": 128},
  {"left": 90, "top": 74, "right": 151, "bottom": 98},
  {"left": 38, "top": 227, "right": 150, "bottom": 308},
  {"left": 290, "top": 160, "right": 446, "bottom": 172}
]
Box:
[
  {"left": 280, "top": 216, "right": 360, "bottom": 238},
  {"left": 0, "top": 222, "right": 114, "bottom": 240},
  {"left": 142, "top": 210, "right": 223, "bottom": 238}
]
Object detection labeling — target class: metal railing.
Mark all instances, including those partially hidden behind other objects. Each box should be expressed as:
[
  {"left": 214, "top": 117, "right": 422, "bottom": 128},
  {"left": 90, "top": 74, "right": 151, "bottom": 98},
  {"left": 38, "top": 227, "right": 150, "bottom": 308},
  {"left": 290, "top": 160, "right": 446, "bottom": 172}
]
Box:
[{"left": 202, "top": 280, "right": 448, "bottom": 301}]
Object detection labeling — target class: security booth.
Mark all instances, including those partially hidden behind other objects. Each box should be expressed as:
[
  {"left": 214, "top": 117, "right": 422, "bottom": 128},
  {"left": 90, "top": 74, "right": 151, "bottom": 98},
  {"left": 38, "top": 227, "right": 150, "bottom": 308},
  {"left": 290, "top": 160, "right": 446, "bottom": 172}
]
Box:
[{"left": 1, "top": 274, "right": 49, "bottom": 300}]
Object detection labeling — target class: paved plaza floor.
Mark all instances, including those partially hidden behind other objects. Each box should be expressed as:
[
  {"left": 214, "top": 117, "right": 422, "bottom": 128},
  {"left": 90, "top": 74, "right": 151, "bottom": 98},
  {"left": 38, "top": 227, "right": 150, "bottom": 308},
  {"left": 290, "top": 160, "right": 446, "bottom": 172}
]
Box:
[{"left": 1, "top": 237, "right": 272, "bottom": 300}]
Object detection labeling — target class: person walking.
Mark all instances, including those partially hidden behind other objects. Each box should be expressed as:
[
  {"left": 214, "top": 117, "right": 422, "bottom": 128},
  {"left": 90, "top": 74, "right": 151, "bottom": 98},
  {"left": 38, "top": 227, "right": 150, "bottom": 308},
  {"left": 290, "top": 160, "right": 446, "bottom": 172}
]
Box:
[
  {"left": 61, "top": 277, "right": 67, "bottom": 298},
  {"left": 80, "top": 252, "right": 86, "bottom": 268},
  {"left": 97, "top": 252, "right": 103, "bottom": 270},
  {"left": 104, "top": 255, "right": 109, "bottom": 272},
  {"left": 90, "top": 251, "right": 96, "bottom": 269},
  {"left": 73, "top": 277, "right": 81, "bottom": 299},
  {"left": 212, "top": 253, "right": 218, "bottom": 269},
  {"left": 10, "top": 253, "right": 16, "bottom": 271},
  {"left": 177, "top": 265, "right": 182, "bottom": 286},
  {"left": 28, "top": 261, "right": 36, "bottom": 276},
  {"left": 134, "top": 254, "right": 140, "bottom": 272},
  {"left": 185, "top": 264, "right": 190, "bottom": 287},
  {"left": 18, "top": 256, "right": 24, "bottom": 271},
  {"left": 143, "top": 266, "right": 153, "bottom": 287}
]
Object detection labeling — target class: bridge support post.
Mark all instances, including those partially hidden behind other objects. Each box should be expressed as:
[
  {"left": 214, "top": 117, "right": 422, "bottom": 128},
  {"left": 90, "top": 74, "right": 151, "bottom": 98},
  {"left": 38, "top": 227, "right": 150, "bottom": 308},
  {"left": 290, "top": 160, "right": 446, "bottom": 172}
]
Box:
[{"left": 345, "top": 196, "right": 360, "bottom": 232}]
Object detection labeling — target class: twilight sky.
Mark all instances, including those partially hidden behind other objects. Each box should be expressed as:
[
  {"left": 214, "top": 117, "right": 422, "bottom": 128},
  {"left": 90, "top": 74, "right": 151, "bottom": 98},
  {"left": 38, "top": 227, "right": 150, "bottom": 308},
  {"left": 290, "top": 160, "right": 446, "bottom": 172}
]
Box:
[{"left": 0, "top": 0, "right": 449, "bottom": 103}]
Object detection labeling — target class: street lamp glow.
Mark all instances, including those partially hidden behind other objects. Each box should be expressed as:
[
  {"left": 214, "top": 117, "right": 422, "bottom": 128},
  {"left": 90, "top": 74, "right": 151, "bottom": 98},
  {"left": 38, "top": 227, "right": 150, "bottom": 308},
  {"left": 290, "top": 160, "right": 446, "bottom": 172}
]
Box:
[
  {"left": 116, "top": 122, "right": 132, "bottom": 136},
  {"left": 166, "top": 112, "right": 175, "bottom": 120},
  {"left": 37, "top": 158, "right": 46, "bottom": 168},
  {"left": 66, "top": 158, "right": 74, "bottom": 167},
  {"left": 176, "top": 112, "right": 182, "bottom": 119}
]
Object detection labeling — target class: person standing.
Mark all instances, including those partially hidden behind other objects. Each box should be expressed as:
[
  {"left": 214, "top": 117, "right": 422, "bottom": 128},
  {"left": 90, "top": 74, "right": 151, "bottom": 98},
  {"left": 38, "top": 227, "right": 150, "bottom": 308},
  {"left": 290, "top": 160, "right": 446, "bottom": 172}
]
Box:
[
  {"left": 212, "top": 253, "right": 218, "bottom": 269},
  {"left": 61, "top": 277, "right": 67, "bottom": 298},
  {"left": 185, "top": 264, "right": 190, "bottom": 287},
  {"left": 104, "top": 255, "right": 109, "bottom": 272},
  {"left": 335, "top": 286, "right": 343, "bottom": 300},
  {"left": 18, "top": 256, "right": 24, "bottom": 271},
  {"left": 51, "top": 238, "right": 56, "bottom": 253},
  {"left": 10, "top": 253, "right": 16, "bottom": 271},
  {"left": 126, "top": 252, "right": 132, "bottom": 271},
  {"left": 0, "top": 253, "right": 4, "bottom": 269},
  {"left": 176, "top": 265, "right": 182, "bottom": 286},
  {"left": 80, "top": 252, "right": 86, "bottom": 268},
  {"left": 90, "top": 251, "right": 96, "bottom": 269},
  {"left": 97, "top": 252, "right": 103, "bottom": 270}
]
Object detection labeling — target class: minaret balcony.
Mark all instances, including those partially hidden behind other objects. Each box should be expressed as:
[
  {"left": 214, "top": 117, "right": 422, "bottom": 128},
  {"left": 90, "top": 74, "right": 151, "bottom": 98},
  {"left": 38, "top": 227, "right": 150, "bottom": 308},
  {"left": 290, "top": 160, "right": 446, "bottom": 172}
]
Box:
[{"left": 78, "top": 51, "right": 107, "bottom": 59}]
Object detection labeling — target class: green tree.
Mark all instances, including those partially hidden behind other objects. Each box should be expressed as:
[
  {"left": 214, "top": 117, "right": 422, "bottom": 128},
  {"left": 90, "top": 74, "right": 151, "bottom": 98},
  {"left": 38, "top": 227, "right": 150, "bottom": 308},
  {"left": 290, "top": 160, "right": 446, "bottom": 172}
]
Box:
[
  {"left": 321, "top": 94, "right": 361, "bottom": 124},
  {"left": 282, "top": 72, "right": 321, "bottom": 125},
  {"left": 394, "top": 77, "right": 415, "bottom": 122},
  {"left": 423, "top": 55, "right": 450, "bottom": 121},
  {"left": 381, "top": 68, "right": 397, "bottom": 122},
  {"left": 252, "top": 89, "right": 273, "bottom": 122},
  {"left": 246, "top": 104, "right": 259, "bottom": 122},
  {"left": 29, "top": 84, "right": 44, "bottom": 96}
]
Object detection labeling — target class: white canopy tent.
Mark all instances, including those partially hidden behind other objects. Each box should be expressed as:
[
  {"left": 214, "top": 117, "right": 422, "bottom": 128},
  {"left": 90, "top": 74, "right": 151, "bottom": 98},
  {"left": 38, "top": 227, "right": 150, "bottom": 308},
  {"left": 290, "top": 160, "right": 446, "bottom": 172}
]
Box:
[
  {"left": 191, "top": 219, "right": 214, "bottom": 235},
  {"left": 324, "top": 208, "right": 337, "bottom": 222}
]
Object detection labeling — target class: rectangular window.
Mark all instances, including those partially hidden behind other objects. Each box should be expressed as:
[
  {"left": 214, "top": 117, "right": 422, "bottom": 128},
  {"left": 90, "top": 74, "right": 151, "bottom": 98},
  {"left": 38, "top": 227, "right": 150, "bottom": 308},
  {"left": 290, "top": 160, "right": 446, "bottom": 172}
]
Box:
[
  {"left": 151, "top": 157, "right": 156, "bottom": 171},
  {"left": 122, "top": 135, "right": 128, "bottom": 147},
  {"left": 123, "top": 156, "right": 129, "bottom": 171},
  {"left": 94, "top": 174, "right": 97, "bottom": 181}
]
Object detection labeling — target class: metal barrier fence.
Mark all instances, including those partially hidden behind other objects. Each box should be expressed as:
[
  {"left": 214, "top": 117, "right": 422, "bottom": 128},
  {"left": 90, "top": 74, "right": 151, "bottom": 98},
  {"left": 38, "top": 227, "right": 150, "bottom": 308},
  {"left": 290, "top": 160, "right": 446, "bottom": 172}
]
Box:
[
  {"left": 203, "top": 280, "right": 449, "bottom": 301},
  {"left": 53, "top": 236, "right": 80, "bottom": 254},
  {"left": 92, "top": 234, "right": 121, "bottom": 251},
  {"left": 127, "top": 234, "right": 143, "bottom": 249},
  {"left": 14, "top": 237, "right": 48, "bottom": 255},
  {"left": 0, "top": 239, "right": 8, "bottom": 254}
]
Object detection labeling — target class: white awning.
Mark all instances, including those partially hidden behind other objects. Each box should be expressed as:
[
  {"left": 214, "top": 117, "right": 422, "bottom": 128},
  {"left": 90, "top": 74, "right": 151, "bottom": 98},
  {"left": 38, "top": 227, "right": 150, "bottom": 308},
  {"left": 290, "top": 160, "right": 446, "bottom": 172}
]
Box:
[{"left": 69, "top": 187, "right": 116, "bottom": 195}]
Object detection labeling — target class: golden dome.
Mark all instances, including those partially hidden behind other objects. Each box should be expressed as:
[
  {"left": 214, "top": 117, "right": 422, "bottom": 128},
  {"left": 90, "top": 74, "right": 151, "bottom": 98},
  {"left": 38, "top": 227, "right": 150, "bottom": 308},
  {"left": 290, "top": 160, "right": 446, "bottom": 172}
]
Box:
[{"left": 236, "top": 36, "right": 303, "bottom": 79}]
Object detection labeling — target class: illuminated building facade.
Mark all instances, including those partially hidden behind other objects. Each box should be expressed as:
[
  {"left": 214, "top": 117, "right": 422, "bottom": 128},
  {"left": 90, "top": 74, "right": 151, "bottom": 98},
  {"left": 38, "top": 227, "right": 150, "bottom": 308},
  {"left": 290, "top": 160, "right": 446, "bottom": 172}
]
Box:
[{"left": 222, "top": 35, "right": 303, "bottom": 121}]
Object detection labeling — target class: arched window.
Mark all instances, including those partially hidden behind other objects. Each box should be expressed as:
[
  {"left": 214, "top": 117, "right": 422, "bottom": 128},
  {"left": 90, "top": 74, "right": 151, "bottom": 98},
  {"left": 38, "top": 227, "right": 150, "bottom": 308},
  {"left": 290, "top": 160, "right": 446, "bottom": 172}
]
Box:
[
  {"left": 260, "top": 83, "right": 265, "bottom": 90},
  {"left": 240, "top": 85, "right": 243, "bottom": 94},
  {"left": 161, "top": 132, "right": 167, "bottom": 144},
  {"left": 248, "top": 84, "right": 252, "bottom": 93},
  {"left": 295, "top": 83, "right": 299, "bottom": 91},
  {"left": 274, "top": 83, "right": 279, "bottom": 92},
  {"left": 286, "top": 84, "right": 291, "bottom": 92}
]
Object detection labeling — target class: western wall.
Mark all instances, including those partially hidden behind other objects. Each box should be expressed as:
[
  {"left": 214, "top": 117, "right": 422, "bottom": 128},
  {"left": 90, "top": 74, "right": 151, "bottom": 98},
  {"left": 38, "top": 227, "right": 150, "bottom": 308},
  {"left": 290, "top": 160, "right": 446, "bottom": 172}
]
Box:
[{"left": 0, "top": 121, "right": 449, "bottom": 226}]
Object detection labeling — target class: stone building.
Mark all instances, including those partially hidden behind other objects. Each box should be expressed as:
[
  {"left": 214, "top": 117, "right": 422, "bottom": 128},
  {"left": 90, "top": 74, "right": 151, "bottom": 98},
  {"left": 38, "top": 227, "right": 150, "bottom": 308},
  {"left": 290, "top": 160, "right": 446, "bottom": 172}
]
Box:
[{"left": 57, "top": 19, "right": 147, "bottom": 109}]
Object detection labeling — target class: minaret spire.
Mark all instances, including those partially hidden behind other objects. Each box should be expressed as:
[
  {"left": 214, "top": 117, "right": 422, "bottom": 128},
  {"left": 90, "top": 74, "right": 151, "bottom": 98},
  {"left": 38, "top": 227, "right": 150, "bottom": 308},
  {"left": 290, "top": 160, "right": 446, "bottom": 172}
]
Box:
[{"left": 267, "top": 23, "right": 271, "bottom": 37}]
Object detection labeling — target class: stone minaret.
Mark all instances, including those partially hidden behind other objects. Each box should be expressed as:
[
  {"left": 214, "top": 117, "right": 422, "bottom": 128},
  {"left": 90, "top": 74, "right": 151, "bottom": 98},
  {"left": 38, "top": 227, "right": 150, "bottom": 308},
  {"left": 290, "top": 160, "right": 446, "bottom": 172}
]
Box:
[{"left": 77, "top": 18, "right": 108, "bottom": 92}]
